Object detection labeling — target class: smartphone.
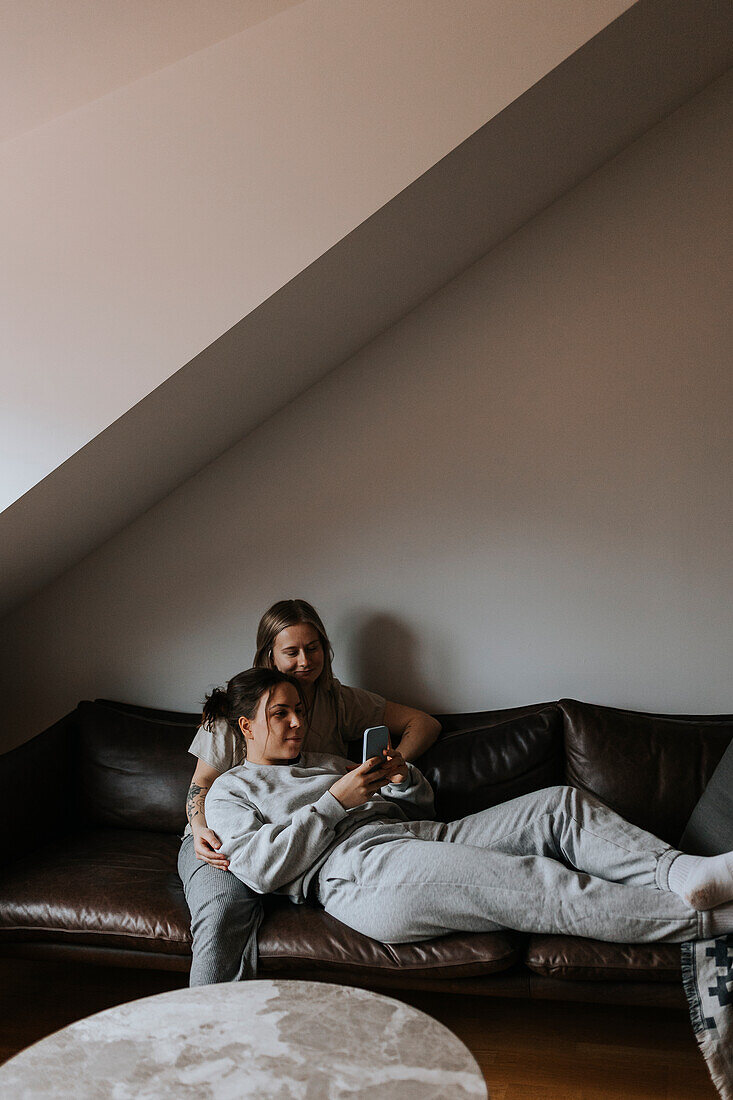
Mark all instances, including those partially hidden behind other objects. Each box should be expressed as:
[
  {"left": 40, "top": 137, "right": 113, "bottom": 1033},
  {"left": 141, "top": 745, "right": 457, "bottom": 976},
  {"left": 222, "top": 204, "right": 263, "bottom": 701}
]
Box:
[{"left": 362, "top": 725, "right": 390, "bottom": 769}]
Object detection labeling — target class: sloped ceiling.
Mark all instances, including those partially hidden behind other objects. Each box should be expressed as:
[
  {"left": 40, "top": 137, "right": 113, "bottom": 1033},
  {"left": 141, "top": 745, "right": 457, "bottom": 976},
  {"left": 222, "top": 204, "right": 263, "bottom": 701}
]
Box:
[
  {"left": 1, "top": 0, "right": 731, "bottom": 620},
  {"left": 0, "top": 0, "right": 306, "bottom": 142},
  {"left": 2, "top": 0, "right": 637, "bottom": 511}
]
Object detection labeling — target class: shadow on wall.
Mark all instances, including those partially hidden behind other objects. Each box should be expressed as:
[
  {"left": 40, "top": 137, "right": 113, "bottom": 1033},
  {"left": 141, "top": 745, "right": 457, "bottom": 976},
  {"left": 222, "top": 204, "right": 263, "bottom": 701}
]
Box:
[{"left": 343, "top": 611, "right": 448, "bottom": 711}]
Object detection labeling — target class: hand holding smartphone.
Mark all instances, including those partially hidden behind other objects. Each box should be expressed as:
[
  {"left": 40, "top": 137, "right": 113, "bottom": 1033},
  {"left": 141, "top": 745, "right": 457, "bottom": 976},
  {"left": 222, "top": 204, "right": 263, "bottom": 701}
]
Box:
[{"left": 362, "top": 725, "right": 390, "bottom": 771}]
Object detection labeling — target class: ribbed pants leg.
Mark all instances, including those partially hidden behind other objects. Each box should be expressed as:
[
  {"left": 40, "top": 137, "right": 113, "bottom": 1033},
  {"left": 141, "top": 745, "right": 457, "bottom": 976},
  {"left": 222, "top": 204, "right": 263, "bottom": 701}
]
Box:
[
  {"left": 318, "top": 831, "right": 702, "bottom": 945},
  {"left": 178, "top": 835, "right": 264, "bottom": 986}
]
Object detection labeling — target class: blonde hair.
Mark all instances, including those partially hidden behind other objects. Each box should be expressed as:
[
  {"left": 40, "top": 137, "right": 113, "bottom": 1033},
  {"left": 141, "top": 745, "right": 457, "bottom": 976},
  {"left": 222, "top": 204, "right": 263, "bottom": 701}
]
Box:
[{"left": 254, "top": 599, "right": 334, "bottom": 689}]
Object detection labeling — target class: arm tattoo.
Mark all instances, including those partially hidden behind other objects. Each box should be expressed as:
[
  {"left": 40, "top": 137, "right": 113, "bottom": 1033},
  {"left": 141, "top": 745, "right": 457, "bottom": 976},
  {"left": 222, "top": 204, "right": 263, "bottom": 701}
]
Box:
[{"left": 186, "top": 781, "right": 209, "bottom": 824}]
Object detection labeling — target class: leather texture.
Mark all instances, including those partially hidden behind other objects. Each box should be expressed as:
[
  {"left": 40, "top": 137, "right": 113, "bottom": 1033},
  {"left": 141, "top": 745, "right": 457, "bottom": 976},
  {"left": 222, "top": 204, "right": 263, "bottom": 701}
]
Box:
[
  {"left": 258, "top": 899, "right": 520, "bottom": 978},
  {"left": 419, "top": 705, "right": 564, "bottom": 821},
  {"left": 77, "top": 701, "right": 197, "bottom": 833},
  {"left": 0, "top": 942, "right": 192, "bottom": 972},
  {"left": 3, "top": 695, "right": 729, "bottom": 1003},
  {"left": 433, "top": 702, "right": 558, "bottom": 733},
  {"left": 561, "top": 698, "right": 733, "bottom": 845},
  {"left": 0, "top": 829, "right": 191, "bottom": 955},
  {"left": 94, "top": 698, "right": 200, "bottom": 724},
  {"left": 524, "top": 935, "right": 682, "bottom": 983}
]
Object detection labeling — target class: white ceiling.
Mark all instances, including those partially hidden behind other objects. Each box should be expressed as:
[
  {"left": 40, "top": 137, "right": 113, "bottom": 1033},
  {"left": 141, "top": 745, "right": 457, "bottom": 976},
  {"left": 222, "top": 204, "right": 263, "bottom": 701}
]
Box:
[
  {"left": 1, "top": 0, "right": 730, "bottom": 620},
  {"left": 2, "top": 0, "right": 639, "bottom": 516},
  {"left": 0, "top": 0, "right": 304, "bottom": 142}
]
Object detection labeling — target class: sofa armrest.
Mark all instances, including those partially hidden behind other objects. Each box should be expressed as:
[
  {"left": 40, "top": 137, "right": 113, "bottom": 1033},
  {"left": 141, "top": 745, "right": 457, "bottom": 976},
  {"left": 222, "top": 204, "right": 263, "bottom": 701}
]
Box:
[{"left": 0, "top": 711, "right": 79, "bottom": 865}]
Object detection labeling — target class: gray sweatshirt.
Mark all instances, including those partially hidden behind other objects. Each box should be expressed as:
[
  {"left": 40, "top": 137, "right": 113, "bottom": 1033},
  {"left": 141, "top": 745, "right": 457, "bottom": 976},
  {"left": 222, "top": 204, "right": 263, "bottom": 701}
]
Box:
[{"left": 205, "top": 752, "right": 435, "bottom": 903}]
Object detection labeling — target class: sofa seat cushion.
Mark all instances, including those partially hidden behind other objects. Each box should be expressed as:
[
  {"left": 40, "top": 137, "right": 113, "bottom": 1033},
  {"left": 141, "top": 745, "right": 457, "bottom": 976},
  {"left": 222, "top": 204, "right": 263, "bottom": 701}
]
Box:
[
  {"left": 258, "top": 899, "right": 520, "bottom": 979},
  {"left": 525, "top": 934, "right": 681, "bottom": 983},
  {"left": 0, "top": 830, "right": 191, "bottom": 956}
]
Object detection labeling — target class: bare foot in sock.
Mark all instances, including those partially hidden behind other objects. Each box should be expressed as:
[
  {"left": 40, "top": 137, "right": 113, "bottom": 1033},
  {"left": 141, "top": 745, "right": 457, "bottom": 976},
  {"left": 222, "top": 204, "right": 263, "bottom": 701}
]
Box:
[{"left": 669, "top": 852, "right": 733, "bottom": 910}]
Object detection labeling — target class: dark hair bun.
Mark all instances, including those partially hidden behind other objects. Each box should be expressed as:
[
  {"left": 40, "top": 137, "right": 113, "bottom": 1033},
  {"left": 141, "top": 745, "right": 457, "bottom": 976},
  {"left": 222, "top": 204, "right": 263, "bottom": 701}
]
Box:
[
  {"left": 200, "top": 668, "right": 307, "bottom": 735},
  {"left": 201, "top": 686, "right": 230, "bottom": 731}
]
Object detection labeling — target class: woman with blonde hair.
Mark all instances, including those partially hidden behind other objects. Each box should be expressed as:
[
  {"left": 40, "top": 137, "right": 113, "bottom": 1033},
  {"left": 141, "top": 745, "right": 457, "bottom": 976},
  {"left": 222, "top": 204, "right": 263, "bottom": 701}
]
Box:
[{"left": 178, "top": 598, "right": 440, "bottom": 985}]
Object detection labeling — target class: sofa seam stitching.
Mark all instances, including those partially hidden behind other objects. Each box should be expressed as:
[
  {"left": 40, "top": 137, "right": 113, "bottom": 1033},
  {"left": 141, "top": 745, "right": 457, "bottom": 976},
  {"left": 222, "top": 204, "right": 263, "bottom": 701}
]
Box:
[{"left": 0, "top": 924, "right": 190, "bottom": 945}]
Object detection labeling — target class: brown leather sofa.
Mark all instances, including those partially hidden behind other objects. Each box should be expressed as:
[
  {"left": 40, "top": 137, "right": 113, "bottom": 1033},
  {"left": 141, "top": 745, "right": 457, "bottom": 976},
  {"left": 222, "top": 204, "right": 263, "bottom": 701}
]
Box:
[{"left": 1, "top": 697, "right": 731, "bottom": 1009}]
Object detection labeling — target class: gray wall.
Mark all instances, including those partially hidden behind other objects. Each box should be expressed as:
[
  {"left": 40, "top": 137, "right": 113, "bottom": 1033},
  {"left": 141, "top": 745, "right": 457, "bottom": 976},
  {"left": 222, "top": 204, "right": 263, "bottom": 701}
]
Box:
[{"left": 2, "top": 72, "right": 731, "bottom": 751}]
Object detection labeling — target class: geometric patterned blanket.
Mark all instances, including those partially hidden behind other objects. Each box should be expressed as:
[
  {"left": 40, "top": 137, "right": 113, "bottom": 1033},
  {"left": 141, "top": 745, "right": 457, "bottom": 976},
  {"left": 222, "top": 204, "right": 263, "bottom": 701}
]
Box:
[{"left": 682, "top": 936, "right": 733, "bottom": 1100}]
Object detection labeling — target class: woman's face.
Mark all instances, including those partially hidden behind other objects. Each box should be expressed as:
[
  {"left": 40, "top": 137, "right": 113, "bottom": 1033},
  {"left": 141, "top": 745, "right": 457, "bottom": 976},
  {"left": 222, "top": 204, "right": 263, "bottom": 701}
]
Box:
[
  {"left": 239, "top": 682, "right": 305, "bottom": 764},
  {"left": 271, "top": 623, "right": 325, "bottom": 688}
]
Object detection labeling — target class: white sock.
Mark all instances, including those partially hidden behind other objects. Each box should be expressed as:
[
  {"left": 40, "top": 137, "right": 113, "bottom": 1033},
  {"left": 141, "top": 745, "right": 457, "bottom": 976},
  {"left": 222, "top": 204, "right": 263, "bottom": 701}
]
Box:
[
  {"left": 707, "top": 902, "right": 733, "bottom": 937},
  {"left": 668, "top": 851, "right": 733, "bottom": 910}
]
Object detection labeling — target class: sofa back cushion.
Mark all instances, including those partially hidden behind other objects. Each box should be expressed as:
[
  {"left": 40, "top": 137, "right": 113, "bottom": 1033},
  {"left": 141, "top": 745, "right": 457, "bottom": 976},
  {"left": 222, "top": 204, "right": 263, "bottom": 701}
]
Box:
[
  {"left": 76, "top": 700, "right": 199, "bottom": 833},
  {"left": 419, "top": 704, "right": 564, "bottom": 821},
  {"left": 560, "top": 699, "right": 733, "bottom": 845}
]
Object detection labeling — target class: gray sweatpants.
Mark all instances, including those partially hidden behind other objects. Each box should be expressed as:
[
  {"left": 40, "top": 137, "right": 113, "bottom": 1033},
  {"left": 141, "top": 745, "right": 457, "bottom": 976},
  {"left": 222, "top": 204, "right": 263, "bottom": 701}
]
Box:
[
  {"left": 316, "top": 786, "right": 709, "bottom": 943},
  {"left": 178, "top": 834, "right": 264, "bottom": 986}
]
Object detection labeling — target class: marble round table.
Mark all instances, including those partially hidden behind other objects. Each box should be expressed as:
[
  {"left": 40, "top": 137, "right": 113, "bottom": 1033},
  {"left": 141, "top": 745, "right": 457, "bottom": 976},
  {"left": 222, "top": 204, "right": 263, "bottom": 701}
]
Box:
[{"left": 0, "top": 979, "right": 488, "bottom": 1099}]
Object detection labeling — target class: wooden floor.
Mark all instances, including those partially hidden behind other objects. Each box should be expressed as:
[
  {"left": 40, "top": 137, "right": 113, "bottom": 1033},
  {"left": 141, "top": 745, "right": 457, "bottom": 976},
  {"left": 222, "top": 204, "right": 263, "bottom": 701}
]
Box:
[
  {"left": 398, "top": 989, "right": 717, "bottom": 1100},
  {"left": 0, "top": 959, "right": 717, "bottom": 1098}
]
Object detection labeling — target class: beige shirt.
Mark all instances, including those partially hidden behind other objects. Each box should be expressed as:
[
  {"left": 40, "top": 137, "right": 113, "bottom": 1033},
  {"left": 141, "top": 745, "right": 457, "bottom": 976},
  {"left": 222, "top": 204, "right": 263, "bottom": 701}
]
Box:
[{"left": 185, "top": 678, "right": 386, "bottom": 836}]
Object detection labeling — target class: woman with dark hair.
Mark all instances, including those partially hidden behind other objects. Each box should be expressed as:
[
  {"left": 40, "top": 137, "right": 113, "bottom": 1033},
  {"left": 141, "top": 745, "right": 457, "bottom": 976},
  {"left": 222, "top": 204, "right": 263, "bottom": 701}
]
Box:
[
  {"left": 205, "top": 669, "right": 733, "bottom": 952},
  {"left": 178, "top": 599, "right": 440, "bottom": 985}
]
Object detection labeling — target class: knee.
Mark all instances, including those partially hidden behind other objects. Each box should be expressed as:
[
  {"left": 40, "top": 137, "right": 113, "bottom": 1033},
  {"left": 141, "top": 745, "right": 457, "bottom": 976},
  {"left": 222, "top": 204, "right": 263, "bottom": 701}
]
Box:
[
  {"left": 539, "top": 784, "right": 573, "bottom": 806},
  {"left": 190, "top": 891, "right": 262, "bottom": 946},
  {"left": 547, "top": 784, "right": 603, "bottom": 818},
  {"left": 541, "top": 784, "right": 586, "bottom": 814},
  {"left": 187, "top": 873, "right": 262, "bottom": 934}
]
